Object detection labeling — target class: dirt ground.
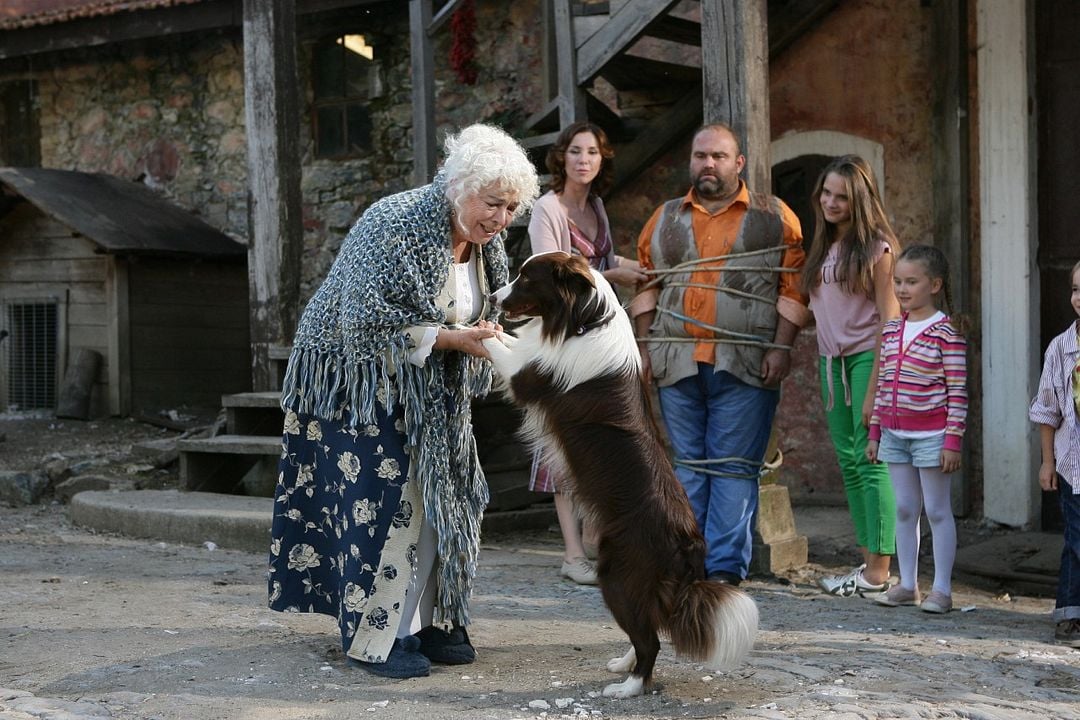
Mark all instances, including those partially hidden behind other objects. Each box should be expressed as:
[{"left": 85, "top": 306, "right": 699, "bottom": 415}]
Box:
[{"left": 2, "top": 414, "right": 1078, "bottom": 720}]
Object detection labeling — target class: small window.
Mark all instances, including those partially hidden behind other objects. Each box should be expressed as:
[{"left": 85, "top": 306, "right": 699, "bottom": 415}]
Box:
[
  {"left": 0, "top": 80, "right": 41, "bottom": 167},
  {"left": 312, "top": 35, "right": 381, "bottom": 159}
]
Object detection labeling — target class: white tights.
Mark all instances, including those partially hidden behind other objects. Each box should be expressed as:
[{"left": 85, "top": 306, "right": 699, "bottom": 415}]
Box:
[
  {"left": 889, "top": 463, "right": 956, "bottom": 596},
  {"left": 396, "top": 520, "right": 439, "bottom": 638}
]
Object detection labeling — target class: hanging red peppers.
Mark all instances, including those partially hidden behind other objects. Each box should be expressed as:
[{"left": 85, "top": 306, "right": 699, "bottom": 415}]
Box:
[{"left": 449, "top": 0, "right": 478, "bottom": 86}]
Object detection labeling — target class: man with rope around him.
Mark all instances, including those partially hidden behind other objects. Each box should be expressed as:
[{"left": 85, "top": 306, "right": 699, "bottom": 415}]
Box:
[{"left": 631, "top": 123, "right": 810, "bottom": 586}]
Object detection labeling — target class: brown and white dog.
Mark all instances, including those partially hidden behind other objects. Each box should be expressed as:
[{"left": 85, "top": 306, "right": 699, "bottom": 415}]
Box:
[{"left": 482, "top": 251, "right": 758, "bottom": 698}]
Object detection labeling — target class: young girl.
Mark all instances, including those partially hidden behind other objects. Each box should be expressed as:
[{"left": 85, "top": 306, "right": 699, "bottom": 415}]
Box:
[
  {"left": 1028, "top": 259, "right": 1080, "bottom": 647},
  {"left": 805, "top": 156, "right": 902, "bottom": 598},
  {"left": 867, "top": 244, "right": 967, "bottom": 614}
]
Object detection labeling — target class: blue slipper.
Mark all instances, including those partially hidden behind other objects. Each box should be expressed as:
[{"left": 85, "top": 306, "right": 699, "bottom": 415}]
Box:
[
  {"left": 348, "top": 635, "right": 431, "bottom": 678},
  {"left": 414, "top": 624, "right": 476, "bottom": 665}
]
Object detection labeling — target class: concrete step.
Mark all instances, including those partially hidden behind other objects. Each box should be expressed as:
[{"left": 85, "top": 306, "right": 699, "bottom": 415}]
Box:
[
  {"left": 67, "top": 489, "right": 557, "bottom": 555},
  {"left": 178, "top": 434, "right": 281, "bottom": 496},
  {"left": 222, "top": 392, "right": 283, "bottom": 435}
]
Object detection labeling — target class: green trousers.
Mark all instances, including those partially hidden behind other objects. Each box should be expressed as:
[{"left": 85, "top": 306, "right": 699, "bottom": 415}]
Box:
[{"left": 819, "top": 351, "right": 896, "bottom": 556}]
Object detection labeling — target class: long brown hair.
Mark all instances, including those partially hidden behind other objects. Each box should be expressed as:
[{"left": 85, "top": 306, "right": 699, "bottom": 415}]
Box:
[
  {"left": 545, "top": 121, "right": 615, "bottom": 196},
  {"left": 801, "top": 154, "right": 899, "bottom": 298}
]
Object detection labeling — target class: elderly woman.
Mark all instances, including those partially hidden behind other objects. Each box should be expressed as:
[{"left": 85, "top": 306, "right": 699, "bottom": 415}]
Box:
[{"left": 268, "top": 124, "right": 539, "bottom": 679}]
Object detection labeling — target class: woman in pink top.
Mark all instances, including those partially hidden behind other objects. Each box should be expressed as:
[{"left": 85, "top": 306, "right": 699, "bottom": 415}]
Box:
[
  {"left": 802, "top": 155, "right": 902, "bottom": 599},
  {"left": 526, "top": 121, "right": 646, "bottom": 585}
]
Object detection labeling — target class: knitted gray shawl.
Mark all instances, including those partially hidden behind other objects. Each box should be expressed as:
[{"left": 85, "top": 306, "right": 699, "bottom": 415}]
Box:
[{"left": 281, "top": 177, "right": 508, "bottom": 625}]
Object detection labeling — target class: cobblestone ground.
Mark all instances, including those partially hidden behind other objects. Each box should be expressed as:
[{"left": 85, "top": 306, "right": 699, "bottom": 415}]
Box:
[{"left": 1, "top": 503, "right": 1077, "bottom": 720}]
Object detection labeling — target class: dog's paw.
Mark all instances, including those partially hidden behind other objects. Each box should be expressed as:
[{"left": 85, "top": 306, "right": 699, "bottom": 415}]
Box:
[
  {"left": 602, "top": 676, "right": 645, "bottom": 698},
  {"left": 606, "top": 646, "right": 635, "bottom": 673}
]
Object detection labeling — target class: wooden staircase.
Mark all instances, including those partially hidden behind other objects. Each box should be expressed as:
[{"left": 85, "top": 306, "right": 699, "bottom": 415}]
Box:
[
  {"left": 177, "top": 389, "right": 538, "bottom": 512},
  {"left": 521, "top": 0, "right": 840, "bottom": 192},
  {"left": 178, "top": 391, "right": 282, "bottom": 496}
]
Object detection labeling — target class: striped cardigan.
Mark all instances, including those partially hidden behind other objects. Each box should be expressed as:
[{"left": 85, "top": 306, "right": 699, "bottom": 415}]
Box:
[{"left": 868, "top": 313, "right": 968, "bottom": 452}]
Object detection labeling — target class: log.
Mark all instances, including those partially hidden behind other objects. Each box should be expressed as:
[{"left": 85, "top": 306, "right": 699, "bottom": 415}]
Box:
[{"left": 56, "top": 348, "right": 102, "bottom": 419}]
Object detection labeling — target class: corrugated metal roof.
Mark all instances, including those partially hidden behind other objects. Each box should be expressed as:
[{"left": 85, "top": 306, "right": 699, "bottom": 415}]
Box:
[
  {"left": 0, "top": 167, "right": 245, "bottom": 258},
  {"left": 0, "top": 0, "right": 206, "bottom": 31}
]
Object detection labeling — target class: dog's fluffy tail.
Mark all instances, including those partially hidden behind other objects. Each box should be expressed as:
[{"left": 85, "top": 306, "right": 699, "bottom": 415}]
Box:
[{"left": 667, "top": 581, "right": 759, "bottom": 670}]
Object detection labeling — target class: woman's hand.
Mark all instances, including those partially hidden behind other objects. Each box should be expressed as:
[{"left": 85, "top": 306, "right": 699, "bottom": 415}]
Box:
[
  {"left": 604, "top": 258, "right": 649, "bottom": 287},
  {"left": 436, "top": 325, "right": 497, "bottom": 358},
  {"left": 865, "top": 440, "right": 880, "bottom": 464}
]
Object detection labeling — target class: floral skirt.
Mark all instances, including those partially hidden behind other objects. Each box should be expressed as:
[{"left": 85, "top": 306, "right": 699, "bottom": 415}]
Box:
[{"left": 267, "top": 402, "right": 423, "bottom": 663}]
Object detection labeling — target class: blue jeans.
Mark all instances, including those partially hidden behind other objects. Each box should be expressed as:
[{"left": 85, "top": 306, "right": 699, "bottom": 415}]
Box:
[
  {"left": 658, "top": 364, "right": 779, "bottom": 579},
  {"left": 1056, "top": 479, "right": 1080, "bottom": 622}
]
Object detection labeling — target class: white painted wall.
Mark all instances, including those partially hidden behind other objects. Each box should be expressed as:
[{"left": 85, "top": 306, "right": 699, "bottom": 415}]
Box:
[{"left": 978, "top": 0, "right": 1040, "bottom": 527}]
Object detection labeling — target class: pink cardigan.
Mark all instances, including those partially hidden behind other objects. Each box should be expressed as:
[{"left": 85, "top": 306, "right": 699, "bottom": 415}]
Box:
[{"left": 526, "top": 190, "right": 619, "bottom": 267}]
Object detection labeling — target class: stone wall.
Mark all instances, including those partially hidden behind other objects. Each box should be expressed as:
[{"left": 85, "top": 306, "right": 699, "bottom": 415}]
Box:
[
  {"left": 35, "top": 32, "right": 249, "bottom": 241},
  {"left": 19, "top": 1, "right": 546, "bottom": 302}
]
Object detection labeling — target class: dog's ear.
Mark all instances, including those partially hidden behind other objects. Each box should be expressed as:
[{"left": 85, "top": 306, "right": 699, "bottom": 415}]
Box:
[{"left": 552, "top": 254, "right": 596, "bottom": 291}]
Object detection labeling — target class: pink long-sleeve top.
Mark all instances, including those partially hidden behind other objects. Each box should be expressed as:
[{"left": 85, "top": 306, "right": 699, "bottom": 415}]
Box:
[{"left": 869, "top": 313, "right": 968, "bottom": 452}]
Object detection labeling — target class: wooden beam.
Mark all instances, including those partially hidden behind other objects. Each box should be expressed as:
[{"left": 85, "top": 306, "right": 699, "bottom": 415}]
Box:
[
  {"left": 0, "top": 0, "right": 387, "bottom": 60},
  {"left": 701, "top": 0, "right": 772, "bottom": 191},
  {"left": 428, "top": 0, "right": 466, "bottom": 36},
  {"left": 576, "top": 0, "right": 680, "bottom": 84},
  {"left": 243, "top": 0, "right": 303, "bottom": 392},
  {"left": 0, "top": 0, "right": 239, "bottom": 60},
  {"left": 553, "top": 0, "right": 586, "bottom": 128},
  {"left": 641, "top": 13, "right": 701, "bottom": 46},
  {"left": 409, "top": 0, "right": 437, "bottom": 185},
  {"left": 611, "top": 85, "right": 704, "bottom": 194}
]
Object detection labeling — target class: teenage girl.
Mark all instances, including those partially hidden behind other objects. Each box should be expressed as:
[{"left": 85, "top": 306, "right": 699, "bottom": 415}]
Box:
[
  {"left": 1029, "top": 259, "right": 1080, "bottom": 646},
  {"left": 804, "top": 155, "right": 901, "bottom": 598},
  {"left": 868, "top": 244, "right": 968, "bottom": 613}
]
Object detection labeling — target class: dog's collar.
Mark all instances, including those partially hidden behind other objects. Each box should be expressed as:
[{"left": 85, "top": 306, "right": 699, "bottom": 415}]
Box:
[{"left": 576, "top": 306, "right": 616, "bottom": 335}]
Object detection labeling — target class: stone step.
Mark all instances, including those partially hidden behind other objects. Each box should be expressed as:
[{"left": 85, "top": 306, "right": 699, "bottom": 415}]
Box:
[
  {"left": 221, "top": 391, "right": 283, "bottom": 435},
  {"left": 178, "top": 435, "right": 281, "bottom": 496},
  {"left": 222, "top": 391, "right": 281, "bottom": 408}
]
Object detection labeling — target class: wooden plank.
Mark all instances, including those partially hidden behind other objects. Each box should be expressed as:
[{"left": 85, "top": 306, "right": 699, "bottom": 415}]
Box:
[
  {"left": 612, "top": 85, "right": 703, "bottom": 193},
  {"left": 106, "top": 256, "right": 130, "bottom": 416},
  {"left": 428, "top": 0, "right": 466, "bottom": 35},
  {"left": 554, "top": 0, "right": 586, "bottom": 127},
  {"left": 67, "top": 302, "right": 106, "bottom": 327},
  {"left": 0, "top": 257, "right": 107, "bottom": 283},
  {"left": 576, "top": 0, "right": 680, "bottom": 84},
  {"left": 0, "top": 235, "right": 99, "bottom": 261},
  {"left": 130, "top": 324, "right": 251, "bottom": 351},
  {"left": 244, "top": 0, "right": 303, "bottom": 393},
  {"left": 701, "top": 0, "right": 772, "bottom": 191},
  {"left": 597, "top": 54, "right": 699, "bottom": 91},
  {"left": 410, "top": 0, "right": 437, "bottom": 185},
  {"left": 0, "top": 0, "right": 239, "bottom": 60},
  {"left": 129, "top": 345, "right": 251, "bottom": 371},
  {"left": 222, "top": 391, "right": 282, "bottom": 408},
  {"left": 178, "top": 434, "right": 283, "bottom": 455},
  {"left": 641, "top": 13, "right": 701, "bottom": 45},
  {"left": 129, "top": 302, "right": 249, "bottom": 329}
]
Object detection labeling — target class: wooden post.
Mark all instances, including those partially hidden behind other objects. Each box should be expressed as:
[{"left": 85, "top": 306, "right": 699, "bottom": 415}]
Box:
[
  {"left": 701, "top": 0, "right": 772, "bottom": 190},
  {"left": 410, "top": 0, "right": 436, "bottom": 185},
  {"left": 553, "top": 0, "right": 585, "bottom": 128},
  {"left": 242, "top": 0, "right": 303, "bottom": 392}
]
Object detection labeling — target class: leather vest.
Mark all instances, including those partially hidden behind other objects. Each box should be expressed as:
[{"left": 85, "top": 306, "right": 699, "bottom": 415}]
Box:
[{"left": 647, "top": 191, "right": 784, "bottom": 388}]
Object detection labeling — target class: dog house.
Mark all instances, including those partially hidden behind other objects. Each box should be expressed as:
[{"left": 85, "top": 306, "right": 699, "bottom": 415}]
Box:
[{"left": 0, "top": 168, "right": 251, "bottom": 418}]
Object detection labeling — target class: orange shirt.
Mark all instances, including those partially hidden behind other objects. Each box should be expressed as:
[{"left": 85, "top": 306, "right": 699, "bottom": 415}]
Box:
[{"left": 636, "top": 183, "right": 809, "bottom": 363}]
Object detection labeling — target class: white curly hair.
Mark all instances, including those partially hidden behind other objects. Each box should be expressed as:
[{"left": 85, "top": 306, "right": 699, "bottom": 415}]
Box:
[{"left": 439, "top": 124, "right": 540, "bottom": 225}]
